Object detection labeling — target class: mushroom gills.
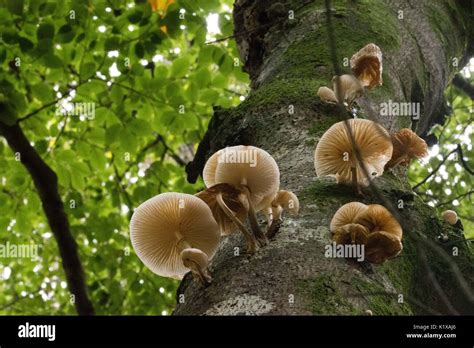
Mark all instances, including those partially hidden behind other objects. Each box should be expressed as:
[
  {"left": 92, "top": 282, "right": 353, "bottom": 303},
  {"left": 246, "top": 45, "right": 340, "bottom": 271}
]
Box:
[{"left": 364, "top": 231, "right": 402, "bottom": 264}]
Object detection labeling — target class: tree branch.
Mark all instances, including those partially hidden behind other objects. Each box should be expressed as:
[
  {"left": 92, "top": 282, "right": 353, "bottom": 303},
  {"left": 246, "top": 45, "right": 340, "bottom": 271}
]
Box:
[
  {"left": 0, "top": 122, "right": 95, "bottom": 315},
  {"left": 413, "top": 148, "right": 458, "bottom": 190}
]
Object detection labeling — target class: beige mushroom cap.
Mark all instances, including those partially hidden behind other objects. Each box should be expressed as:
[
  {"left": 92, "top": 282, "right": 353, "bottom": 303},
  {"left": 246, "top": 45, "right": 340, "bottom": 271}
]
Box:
[
  {"left": 203, "top": 145, "right": 280, "bottom": 207},
  {"left": 442, "top": 210, "right": 458, "bottom": 225},
  {"left": 317, "top": 86, "right": 338, "bottom": 104},
  {"left": 350, "top": 43, "right": 383, "bottom": 89},
  {"left": 314, "top": 119, "right": 393, "bottom": 186},
  {"left": 130, "top": 192, "right": 220, "bottom": 279},
  {"left": 386, "top": 128, "right": 428, "bottom": 168},
  {"left": 354, "top": 204, "right": 403, "bottom": 240},
  {"left": 330, "top": 201, "right": 369, "bottom": 233},
  {"left": 332, "top": 74, "right": 364, "bottom": 104},
  {"left": 272, "top": 190, "right": 300, "bottom": 215}
]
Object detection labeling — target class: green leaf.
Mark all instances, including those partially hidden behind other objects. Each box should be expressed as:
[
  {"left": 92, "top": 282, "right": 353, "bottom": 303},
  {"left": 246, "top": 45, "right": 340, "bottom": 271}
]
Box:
[
  {"left": 194, "top": 68, "right": 211, "bottom": 88},
  {"left": 104, "top": 37, "right": 120, "bottom": 51},
  {"left": 170, "top": 57, "right": 190, "bottom": 78},
  {"left": 80, "top": 62, "right": 96, "bottom": 80},
  {"left": 186, "top": 82, "right": 199, "bottom": 104},
  {"left": 57, "top": 24, "right": 75, "bottom": 43},
  {"left": 129, "top": 118, "right": 151, "bottom": 136},
  {"left": 43, "top": 53, "right": 63, "bottom": 69},
  {"left": 18, "top": 37, "right": 34, "bottom": 52},
  {"left": 110, "top": 84, "right": 123, "bottom": 104},
  {"left": 134, "top": 42, "right": 145, "bottom": 59},
  {"left": 37, "top": 23, "right": 55, "bottom": 40},
  {"left": 6, "top": 0, "right": 24, "bottom": 15},
  {"left": 31, "top": 82, "right": 54, "bottom": 103},
  {"left": 89, "top": 147, "right": 107, "bottom": 170}
]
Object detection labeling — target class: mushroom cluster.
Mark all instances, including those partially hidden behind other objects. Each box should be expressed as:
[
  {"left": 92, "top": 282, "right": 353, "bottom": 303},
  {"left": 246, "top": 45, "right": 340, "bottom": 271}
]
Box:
[
  {"left": 317, "top": 43, "right": 383, "bottom": 107},
  {"left": 314, "top": 118, "right": 393, "bottom": 192},
  {"left": 198, "top": 145, "right": 299, "bottom": 252},
  {"left": 130, "top": 145, "right": 299, "bottom": 286},
  {"left": 330, "top": 202, "right": 403, "bottom": 263}
]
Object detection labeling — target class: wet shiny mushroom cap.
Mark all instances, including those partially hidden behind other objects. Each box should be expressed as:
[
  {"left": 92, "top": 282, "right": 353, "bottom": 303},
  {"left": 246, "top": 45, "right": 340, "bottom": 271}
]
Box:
[
  {"left": 130, "top": 192, "right": 220, "bottom": 279},
  {"left": 314, "top": 119, "right": 393, "bottom": 186}
]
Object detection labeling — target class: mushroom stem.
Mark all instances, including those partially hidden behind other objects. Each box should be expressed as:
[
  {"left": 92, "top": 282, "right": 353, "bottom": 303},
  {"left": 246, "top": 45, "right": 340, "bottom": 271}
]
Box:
[
  {"left": 240, "top": 186, "right": 268, "bottom": 247},
  {"left": 216, "top": 192, "right": 257, "bottom": 254},
  {"left": 181, "top": 248, "right": 213, "bottom": 287},
  {"left": 266, "top": 205, "right": 283, "bottom": 239},
  {"left": 388, "top": 154, "right": 408, "bottom": 169},
  {"left": 351, "top": 166, "right": 363, "bottom": 195}
]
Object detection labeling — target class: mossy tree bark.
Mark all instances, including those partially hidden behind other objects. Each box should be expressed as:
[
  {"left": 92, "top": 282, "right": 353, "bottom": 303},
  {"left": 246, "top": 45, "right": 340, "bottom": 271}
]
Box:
[{"left": 175, "top": 0, "right": 474, "bottom": 315}]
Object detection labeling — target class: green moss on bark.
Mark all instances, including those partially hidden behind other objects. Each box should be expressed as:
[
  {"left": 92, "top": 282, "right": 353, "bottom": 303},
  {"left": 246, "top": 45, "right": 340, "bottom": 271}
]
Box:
[{"left": 299, "top": 274, "right": 356, "bottom": 315}]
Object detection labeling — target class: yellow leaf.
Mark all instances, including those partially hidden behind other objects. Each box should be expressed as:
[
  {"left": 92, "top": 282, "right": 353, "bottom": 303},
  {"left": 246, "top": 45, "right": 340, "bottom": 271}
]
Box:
[
  {"left": 160, "top": 25, "right": 167, "bottom": 34},
  {"left": 148, "top": 0, "right": 174, "bottom": 13}
]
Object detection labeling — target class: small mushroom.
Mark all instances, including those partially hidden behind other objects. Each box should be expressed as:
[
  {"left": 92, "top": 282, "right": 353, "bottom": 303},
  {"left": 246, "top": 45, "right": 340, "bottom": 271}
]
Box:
[
  {"left": 332, "top": 74, "right": 364, "bottom": 106},
  {"left": 317, "top": 86, "right": 338, "bottom": 104},
  {"left": 441, "top": 210, "right": 458, "bottom": 225},
  {"left": 350, "top": 43, "right": 383, "bottom": 89},
  {"left": 130, "top": 192, "right": 220, "bottom": 286},
  {"left": 385, "top": 128, "right": 428, "bottom": 168},
  {"left": 365, "top": 309, "right": 373, "bottom": 316},
  {"left": 354, "top": 204, "right": 403, "bottom": 263},
  {"left": 314, "top": 119, "right": 393, "bottom": 193},
  {"left": 330, "top": 202, "right": 370, "bottom": 244},
  {"left": 265, "top": 190, "right": 300, "bottom": 239},
  {"left": 203, "top": 145, "right": 280, "bottom": 248},
  {"left": 196, "top": 183, "right": 256, "bottom": 253}
]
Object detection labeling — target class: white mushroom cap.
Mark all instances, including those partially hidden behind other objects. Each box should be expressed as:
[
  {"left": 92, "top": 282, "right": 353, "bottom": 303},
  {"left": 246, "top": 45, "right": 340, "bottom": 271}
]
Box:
[
  {"left": 203, "top": 145, "right": 280, "bottom": 207},
  {"left": 314, "top": 119, "right": 393, "bottom": 186},
  {"left": 130, "top": 192, "right": 220, "bottom": 279}
]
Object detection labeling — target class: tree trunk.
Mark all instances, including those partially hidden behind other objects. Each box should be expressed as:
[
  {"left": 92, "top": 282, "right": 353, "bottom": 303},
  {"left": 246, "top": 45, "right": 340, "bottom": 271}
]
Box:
[{"left": 175, "top": 0, "right": 474, "bottom": 315}]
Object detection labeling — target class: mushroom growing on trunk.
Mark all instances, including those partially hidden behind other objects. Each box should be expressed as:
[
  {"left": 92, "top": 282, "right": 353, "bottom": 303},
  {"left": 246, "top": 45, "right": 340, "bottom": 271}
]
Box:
[
  {"left": 264, "top": 190, "right": 300, "bottom": 239},
  {"left": 353, "top": 204, "right": 403, "bottom": 264},
  {"left": 202, "top": 145, "right": 280, "bottom": 250},
  {"left": 314, "top": 118, "right": 393, "bottom": 194},
  {"left": 129, "top": 192, "right": 220, "bottom": 286},
  {"left": 385, "top": 128, "right": 428, "bottom": 168},
  {"left": 350, "top": 43, "right": 383, "bottom": 89},
  {"left": 330, "top": 201, "right": 370, "bottom": 244}
]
